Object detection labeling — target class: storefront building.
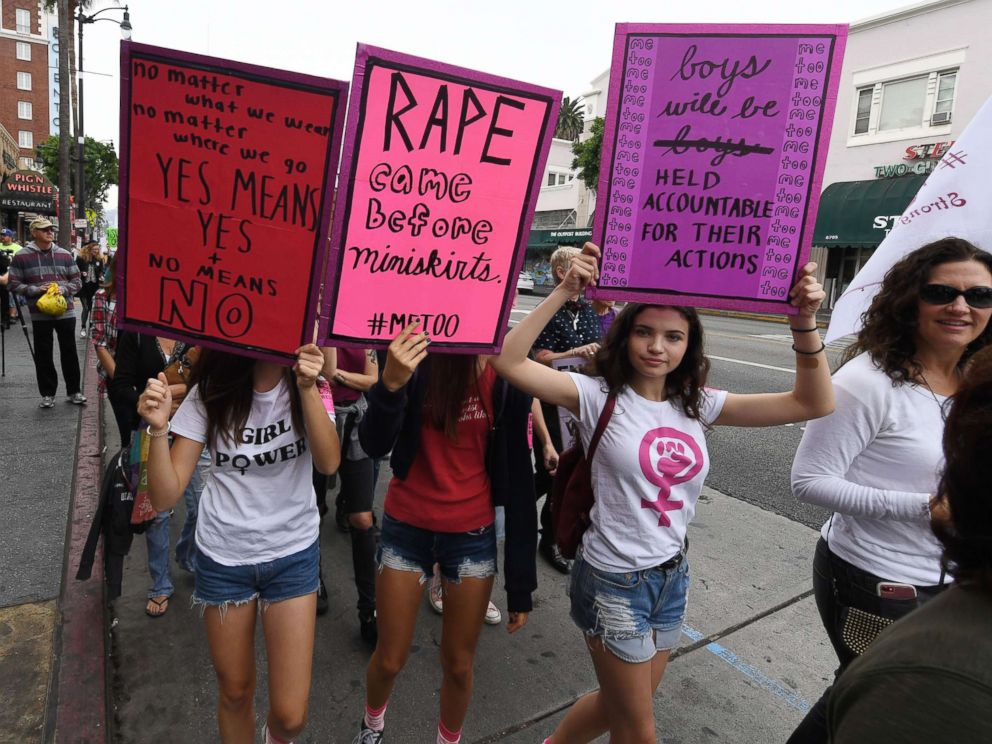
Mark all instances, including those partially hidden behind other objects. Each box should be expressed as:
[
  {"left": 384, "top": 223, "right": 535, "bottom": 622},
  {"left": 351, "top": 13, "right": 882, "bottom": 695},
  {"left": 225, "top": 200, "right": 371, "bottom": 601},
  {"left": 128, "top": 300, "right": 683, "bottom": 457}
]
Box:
[
  {"left": 812, "top": 0, "right": 992, "bottom": 307},
  {"left": 523, "top": 227, "right": 593, "bottom": 286}
]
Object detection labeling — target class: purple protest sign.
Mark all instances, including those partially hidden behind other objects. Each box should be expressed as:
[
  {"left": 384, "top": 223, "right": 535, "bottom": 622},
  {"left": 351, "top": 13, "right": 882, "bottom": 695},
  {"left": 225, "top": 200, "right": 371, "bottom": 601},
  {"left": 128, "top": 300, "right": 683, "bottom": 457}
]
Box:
[{"left": 592, "top": 24, "right": 847, "bottom": 313}]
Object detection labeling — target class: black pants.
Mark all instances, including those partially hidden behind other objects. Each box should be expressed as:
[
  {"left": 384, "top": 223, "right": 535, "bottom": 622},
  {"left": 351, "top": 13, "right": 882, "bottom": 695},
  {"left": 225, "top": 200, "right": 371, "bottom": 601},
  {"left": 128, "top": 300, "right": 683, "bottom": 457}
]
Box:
[
  {"left": 786, "top": 538, "right": 945, "bottom": 743},
  {"left": 534, "top": 400, "right": 564, "bottom": 547},
  {"left": 32, "top": 316, "right": 81, "bottom": 397}
]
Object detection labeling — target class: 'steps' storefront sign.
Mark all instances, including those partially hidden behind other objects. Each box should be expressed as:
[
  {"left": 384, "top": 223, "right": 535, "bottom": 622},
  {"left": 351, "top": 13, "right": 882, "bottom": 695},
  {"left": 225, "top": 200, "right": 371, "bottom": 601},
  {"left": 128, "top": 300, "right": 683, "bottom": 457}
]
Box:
[{"left": 0, "top": 169, "right": 57, "bottom": 213}]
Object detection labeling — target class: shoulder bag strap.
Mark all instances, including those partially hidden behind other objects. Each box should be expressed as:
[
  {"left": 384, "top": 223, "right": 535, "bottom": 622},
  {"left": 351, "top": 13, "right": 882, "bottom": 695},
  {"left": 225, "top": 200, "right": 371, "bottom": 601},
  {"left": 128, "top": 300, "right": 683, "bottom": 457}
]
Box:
[{"left": 586, "top": 393, "right": 617, "bottom": 460}]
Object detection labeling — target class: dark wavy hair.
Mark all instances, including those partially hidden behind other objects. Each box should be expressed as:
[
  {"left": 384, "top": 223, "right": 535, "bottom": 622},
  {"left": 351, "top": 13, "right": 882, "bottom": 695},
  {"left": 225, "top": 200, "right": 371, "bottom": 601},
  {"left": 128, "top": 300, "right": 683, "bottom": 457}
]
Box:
[
  {"left": 425, "top": 354, "right": 482, "bottom": 440},
  {"left": 841, "top": 237, "right": 992, "bottom": 383},
  {"left": 588, "top": 303, "right": 709, "bottom": 420},
  {"left": 933, "top": 347, "right": 992, "bottom": 591},
  {"left": 190, "top": 349, "right": 303, "bottom": 448}
]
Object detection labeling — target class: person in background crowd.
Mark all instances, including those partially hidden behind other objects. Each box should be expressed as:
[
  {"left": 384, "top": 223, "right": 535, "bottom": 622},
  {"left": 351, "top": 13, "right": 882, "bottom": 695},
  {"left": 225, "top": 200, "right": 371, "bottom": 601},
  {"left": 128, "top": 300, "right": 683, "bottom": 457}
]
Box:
[
  {"left": 787, "top": 237, "right": 992, "bottom": 744},
  {"left": 90, "top": 255, "right": 126, "bottom": 438},
  {"left": 592, "top": 298, "right": 617, "bottom": 339},
  {"left": 0, "top": 228, "right": 20, "bottom": 328},
  {"left": 76, "top": 240, "right": 104, "bottom": 338},
  {"left": 828, "top": 345, "right": 992, "bottom": 742},
  {"left": 531, "top": 245, "right": 602, "bottom": 574},
  {"left": 351, "top": 323, "right": 538, "bottom": 744},
  {"left": 317, "top": 346, "right": 379, "bottom": 645},
  {"left": 8, "top": 217, "right": 85, "bottom": 408},
  {"left": 139, "top": 345, "right": 339, "bottom": 744},
  {"left": 491, "top": 243, "right": 833, "bottom": 744}
]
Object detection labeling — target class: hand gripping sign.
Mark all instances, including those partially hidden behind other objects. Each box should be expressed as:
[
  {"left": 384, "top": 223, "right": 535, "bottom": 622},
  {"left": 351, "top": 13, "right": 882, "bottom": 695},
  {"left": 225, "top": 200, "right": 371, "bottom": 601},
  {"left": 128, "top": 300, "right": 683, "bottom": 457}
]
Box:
[
  {"left": 591, "top": 24, "right": 847, "bottom": 314},
  {"left": 117, "top": 42, "right": 347, "bottom": 362},
  {"left": 320, "top": 45, "right": 560, "bottom": 353}
]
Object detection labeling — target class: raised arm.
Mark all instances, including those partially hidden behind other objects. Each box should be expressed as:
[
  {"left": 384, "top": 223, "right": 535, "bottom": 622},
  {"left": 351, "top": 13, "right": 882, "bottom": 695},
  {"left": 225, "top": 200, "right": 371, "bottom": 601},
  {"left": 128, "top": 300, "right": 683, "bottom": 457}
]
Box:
[
  {"left": 490, "top": 244, "right": 601, "bottom": 416},
  {"left": 296, "top": 344, "right": 341, "bottom": 475},
  {"left": 714, "top": 263, "right": 834, "bottom": 427}
]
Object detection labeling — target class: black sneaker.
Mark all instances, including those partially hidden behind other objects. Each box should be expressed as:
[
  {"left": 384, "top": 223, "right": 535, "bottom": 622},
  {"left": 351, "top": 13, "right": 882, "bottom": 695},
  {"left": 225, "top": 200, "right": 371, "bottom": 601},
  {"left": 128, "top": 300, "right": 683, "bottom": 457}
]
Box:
[
  {"left": 360, "top": 612, "right": 378, "bottom": 647},
  {"left": 316, "top": 577, "right": 329, "bottom": 616},
  {"left": 353, "top": 722, "right": 383, "bottom": 744}
]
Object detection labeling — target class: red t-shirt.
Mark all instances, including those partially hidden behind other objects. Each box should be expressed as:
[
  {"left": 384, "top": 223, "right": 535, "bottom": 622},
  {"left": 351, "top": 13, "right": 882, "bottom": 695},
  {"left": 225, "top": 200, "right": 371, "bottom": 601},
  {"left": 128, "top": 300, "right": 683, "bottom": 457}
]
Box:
[
  {"left": 332, "top": 347, "right": 367, "bottom": 405},
  {"left": 385, "top": 365, "right": 497, "bottom": 532}
]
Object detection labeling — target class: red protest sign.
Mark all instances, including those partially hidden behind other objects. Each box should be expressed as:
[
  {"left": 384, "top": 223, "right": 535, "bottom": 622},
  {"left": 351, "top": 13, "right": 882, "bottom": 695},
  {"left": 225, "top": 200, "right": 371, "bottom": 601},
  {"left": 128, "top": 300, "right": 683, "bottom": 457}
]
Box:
[{"left": 117, "top": 42, "right": 347, "bottom": 362}]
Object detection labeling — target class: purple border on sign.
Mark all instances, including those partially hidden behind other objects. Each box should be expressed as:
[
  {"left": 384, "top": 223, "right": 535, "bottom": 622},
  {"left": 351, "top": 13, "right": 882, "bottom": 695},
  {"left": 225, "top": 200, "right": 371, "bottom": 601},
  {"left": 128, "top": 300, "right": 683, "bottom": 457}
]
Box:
[
  {"left": 116, "top": 41, "right": 348, "bottom": 364},
  {"left": 589, "top": 23, "right": 847, "bottom": 314},
  {"left": 318, "top": 43, "right": 560, "bottom": 354}
]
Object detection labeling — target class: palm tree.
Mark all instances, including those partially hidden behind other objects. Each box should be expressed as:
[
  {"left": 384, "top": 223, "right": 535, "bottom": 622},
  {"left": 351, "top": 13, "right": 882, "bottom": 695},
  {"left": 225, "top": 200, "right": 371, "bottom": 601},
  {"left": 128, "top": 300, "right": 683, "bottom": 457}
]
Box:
[{"left": 555, "top": 96, "right": 585, "bottom": 142}]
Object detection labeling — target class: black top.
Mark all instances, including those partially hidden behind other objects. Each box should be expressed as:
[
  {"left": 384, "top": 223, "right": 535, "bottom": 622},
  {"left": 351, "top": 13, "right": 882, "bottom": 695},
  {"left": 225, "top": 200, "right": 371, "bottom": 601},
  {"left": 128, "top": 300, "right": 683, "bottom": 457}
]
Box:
[
  {"left": 533, "top": 299, "right": 602, "bottom": 353},
  {"left": 359, "top": 358, "right": 539, "bottom": 613},
  {"left": 108, "top": 332, "right": 167, "bottom": 436}
]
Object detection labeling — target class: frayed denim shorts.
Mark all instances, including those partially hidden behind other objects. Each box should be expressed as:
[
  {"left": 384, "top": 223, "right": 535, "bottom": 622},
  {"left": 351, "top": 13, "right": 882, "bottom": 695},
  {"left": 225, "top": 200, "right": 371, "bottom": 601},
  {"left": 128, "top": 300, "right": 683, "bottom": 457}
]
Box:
[
  {"left": 378, "top": 512, "right": 497, "bottom": 584},
  {"left": 192, "top": 539, "right": 319, "bottom": 610},
  {"left": 568, "top": 550, "right": 690, "bottom": 663}
]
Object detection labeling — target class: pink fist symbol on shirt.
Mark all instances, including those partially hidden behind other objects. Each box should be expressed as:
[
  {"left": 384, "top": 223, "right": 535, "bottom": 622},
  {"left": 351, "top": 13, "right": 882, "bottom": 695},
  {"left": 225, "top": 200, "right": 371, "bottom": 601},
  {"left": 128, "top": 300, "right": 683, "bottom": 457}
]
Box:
[{"left": 638, "top": 428, "right": 703, "bottom": 527}]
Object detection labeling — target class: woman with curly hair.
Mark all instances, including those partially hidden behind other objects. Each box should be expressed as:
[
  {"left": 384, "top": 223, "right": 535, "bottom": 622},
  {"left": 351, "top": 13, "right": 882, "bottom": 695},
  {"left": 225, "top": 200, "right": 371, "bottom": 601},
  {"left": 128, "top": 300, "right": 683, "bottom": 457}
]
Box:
[
  {"left": 787, "top": 237, "right": 992, "bottom": 743},
  {"left": 492, "top": 244, "right": 834, "bottom": 744}
]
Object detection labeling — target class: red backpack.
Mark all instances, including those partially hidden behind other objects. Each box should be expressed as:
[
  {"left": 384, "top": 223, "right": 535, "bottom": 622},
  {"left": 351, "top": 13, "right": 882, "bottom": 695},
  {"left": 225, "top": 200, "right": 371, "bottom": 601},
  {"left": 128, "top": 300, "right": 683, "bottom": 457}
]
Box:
[{"left": 550, "top": 394, "right": 616, "bottom": 559}]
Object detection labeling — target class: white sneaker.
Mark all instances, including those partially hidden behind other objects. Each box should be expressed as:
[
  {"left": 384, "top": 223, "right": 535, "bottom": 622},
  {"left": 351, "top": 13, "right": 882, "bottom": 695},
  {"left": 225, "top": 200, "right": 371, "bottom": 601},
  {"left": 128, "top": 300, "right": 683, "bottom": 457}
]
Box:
[
  {"left": 39, "top": 396, "right": 55, "bottom": 408},
  {"left": 484, "top": 601, "right": 502, "bottom": 625},
  {"left": 428, "top": 576, "right": 443, "bottom": 614},
  {"left": 79, "top": 329, "right": 87, "bottom": 338},
  {"left": 68, "top": 392, "right": 87, "bottom": 405}
]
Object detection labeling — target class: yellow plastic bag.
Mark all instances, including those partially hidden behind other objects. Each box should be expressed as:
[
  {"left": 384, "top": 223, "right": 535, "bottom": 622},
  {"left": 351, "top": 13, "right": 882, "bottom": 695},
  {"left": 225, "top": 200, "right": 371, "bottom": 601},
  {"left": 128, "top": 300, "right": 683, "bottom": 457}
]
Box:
[{"left": 36, "top": 283, "right": 68, "bottom": 317}]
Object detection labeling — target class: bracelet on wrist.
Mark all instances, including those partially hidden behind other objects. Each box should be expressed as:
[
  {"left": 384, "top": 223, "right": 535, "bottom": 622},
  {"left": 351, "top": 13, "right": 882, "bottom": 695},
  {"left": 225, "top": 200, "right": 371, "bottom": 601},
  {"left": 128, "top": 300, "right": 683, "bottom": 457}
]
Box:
[
  {"left": 792, "top": 343, "right": 826, "bottom": 356},
  {"left": 146, "top": 421, "right": 171, "bottom": 438},
  {"left": 789, "top": 325, "right": 819, "bottom": 333}
]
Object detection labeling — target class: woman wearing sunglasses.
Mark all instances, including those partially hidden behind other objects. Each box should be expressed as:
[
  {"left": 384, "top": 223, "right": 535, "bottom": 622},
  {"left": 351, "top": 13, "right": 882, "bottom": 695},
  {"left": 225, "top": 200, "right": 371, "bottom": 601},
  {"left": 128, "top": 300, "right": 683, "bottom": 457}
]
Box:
[{"left": 787, "top": 237, "right": 992, "bottom": 744}]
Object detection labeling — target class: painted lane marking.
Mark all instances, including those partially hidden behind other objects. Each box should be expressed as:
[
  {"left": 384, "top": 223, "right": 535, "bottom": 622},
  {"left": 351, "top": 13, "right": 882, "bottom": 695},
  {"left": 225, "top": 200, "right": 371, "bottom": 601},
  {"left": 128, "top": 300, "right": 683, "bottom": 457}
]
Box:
[
  {"left": 708, "top": 354, "right": 795, "bottom": 374},
  {"left": 681, "top": 623, "right": 811, "bottom": 713}
]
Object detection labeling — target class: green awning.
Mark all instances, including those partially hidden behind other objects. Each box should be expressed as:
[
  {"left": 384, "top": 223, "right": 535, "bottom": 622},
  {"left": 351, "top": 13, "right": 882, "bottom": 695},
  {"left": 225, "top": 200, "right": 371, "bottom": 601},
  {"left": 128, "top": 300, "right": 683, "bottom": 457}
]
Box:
[
  {"left": 527, "top": 228, "right": 593, "bottom": 248},
  {"left": 813, "top": 175, "right": 926, "bottom": 247}
]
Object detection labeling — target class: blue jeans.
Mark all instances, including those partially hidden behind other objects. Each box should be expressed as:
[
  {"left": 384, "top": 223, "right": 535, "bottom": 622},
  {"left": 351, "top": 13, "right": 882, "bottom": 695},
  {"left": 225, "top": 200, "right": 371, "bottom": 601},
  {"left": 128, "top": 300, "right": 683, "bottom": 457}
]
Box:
[
  {"left": 193, "top": 539, "right": 320, "bottom": 610},
  {"left": 175, "top": 449, "right": 210, "bottom": 573},
  {"left": 378, "top": 513, "right": 497, "bottom": 584},
  {"left": 145, "top": 511, "right": 173, "bottom": 599}
]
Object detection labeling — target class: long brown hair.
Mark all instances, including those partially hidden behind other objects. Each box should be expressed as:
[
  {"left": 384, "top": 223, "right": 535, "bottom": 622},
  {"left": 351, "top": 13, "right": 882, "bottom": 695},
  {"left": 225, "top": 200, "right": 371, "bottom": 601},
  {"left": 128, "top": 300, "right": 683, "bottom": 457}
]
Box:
[
  {"left": 425, "top": 354, "right": 482, "bottom": 440},
  {"left": 589, "top": 303, "right": 710, "bottom": 420},
  {"left": 841, "top": 237, "right": 992, "bottom": 383},
  {"left": 933, "top": 347, "right": 992, "bottom": 591},
  {"left": 190, "top": 349, "right": 304, "bottom": 448}
]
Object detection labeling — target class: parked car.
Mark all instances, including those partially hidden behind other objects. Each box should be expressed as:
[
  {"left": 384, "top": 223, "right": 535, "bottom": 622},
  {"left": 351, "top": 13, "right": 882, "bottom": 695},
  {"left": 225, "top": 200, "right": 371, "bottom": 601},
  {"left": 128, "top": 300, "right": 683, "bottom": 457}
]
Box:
[{"left": 516, "top": 271, "right": 535, "bottom": 294}]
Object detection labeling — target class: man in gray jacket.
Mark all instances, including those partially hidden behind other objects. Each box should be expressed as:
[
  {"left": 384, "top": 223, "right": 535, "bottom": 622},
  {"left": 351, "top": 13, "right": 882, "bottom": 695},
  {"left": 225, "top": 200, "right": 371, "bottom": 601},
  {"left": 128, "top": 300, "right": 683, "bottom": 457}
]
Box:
[{"left": 8, "top": 217, "right": 86, "bottom": 408}]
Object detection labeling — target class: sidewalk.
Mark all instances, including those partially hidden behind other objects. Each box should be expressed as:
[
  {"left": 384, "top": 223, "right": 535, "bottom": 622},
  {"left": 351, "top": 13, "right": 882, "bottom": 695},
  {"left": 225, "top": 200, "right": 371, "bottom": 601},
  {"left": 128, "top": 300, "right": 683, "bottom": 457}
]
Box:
[
  {"left": 108, "top": 444, "right": 835, "bottom": 743},
  {"left": 0, "top": 311, "right": 100, "bottom": 743}
]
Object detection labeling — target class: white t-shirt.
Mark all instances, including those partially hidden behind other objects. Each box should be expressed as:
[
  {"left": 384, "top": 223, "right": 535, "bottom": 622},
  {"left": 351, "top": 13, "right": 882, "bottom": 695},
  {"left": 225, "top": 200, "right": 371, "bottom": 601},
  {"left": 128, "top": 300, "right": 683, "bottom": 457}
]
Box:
[
  {"left": 570, "top": 373, "right": 727, "bottom": 572},
  {"left": 791, "top": 352, "right": 945, "bottom": 586},
  {"left": 171, "top": 378, "right": 321, "bottom": 566}
]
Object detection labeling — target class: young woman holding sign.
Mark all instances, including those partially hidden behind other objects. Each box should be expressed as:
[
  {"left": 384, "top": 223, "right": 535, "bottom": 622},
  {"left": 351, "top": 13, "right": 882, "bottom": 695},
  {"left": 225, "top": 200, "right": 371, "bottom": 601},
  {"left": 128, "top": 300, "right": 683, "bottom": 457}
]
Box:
[
  {"left": 138, "top": 344, "right": 339, "bottom": 744},
  {"left": 490, "top": 243, "right": 834, "bottom": 744},
  {"left": 352, "top": 326, "right": 538, "bottom": 744}
]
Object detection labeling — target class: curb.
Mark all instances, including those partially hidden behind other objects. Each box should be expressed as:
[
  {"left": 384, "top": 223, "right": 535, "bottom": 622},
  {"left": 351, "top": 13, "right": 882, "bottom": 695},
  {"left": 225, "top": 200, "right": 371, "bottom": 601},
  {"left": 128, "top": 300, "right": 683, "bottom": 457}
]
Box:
[
  {"left": 51, "top": 344, "right": 108, "bottom": 743},
  {"left": 697, "top": 308, "right": 830, "bottom": 329}
]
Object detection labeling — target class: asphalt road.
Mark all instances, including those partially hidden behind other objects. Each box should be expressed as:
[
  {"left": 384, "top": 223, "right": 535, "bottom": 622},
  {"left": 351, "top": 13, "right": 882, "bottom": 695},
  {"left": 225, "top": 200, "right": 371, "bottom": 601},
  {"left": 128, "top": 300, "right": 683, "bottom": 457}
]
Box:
[{"left": 511, "top": 295, "right": 848, "bottom": 530}]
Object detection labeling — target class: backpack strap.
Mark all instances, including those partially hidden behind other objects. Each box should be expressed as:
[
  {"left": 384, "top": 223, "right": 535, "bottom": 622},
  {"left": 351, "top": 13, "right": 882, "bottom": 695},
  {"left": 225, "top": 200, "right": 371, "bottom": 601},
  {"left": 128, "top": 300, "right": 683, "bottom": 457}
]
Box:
[{"left": 586, "top": 393, "right": 616, "bottom": 461}]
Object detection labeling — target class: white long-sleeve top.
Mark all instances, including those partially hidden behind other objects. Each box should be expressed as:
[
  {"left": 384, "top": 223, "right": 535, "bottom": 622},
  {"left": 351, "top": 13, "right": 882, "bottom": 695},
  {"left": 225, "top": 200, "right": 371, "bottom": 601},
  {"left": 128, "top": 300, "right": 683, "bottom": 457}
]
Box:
[{"left": 791, "top": 352, "right": 946, "bottom": 586}]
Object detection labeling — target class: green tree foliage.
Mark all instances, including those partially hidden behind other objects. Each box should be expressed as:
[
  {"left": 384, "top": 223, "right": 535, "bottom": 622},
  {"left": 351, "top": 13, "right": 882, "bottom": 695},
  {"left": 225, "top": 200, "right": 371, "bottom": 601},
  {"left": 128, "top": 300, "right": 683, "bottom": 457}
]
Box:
[
  {"left": 571, "top": 117, "right": 604, "bottom": 191},
  {"left": 36, "top": 135, "right": 119, "bottom": 213},
  {"left": 555, "top": 96, "right": 585, "bottom": 141}
]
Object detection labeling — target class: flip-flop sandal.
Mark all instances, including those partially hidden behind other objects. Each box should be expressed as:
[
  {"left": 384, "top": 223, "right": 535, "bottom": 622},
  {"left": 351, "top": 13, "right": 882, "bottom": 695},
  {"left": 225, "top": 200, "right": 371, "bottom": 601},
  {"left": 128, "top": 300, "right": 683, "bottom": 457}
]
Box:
[{"left": 145, "top": 596, "right": 169, "bottom": 618}]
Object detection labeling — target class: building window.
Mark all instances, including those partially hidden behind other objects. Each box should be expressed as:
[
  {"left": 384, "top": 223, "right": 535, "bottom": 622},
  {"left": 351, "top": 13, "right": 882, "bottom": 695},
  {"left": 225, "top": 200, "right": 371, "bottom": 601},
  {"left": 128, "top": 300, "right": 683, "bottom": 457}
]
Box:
[
  {"left": 16, "top": 8, "right": 32, "bottom": 35},
  {"left": 16, "top": 42, "right": 32, "bottom": 61},
  {"left": 878, "top": 76, "right": 928, "bottom": 131},
  {"left": 18, "top": 101, "right": 33, "bottom": 120},
  {"left": 853, "top": 88, "right": 872, "bottom": 134},
  {"left": 18, "top": 131, "right": 34, "bottom": 149},
  {"left": 932, "top": 70, "right": 957, "bottom": 124},
  {"left": 547, "top": 173, "right": 556, "bottom": 186},
  {"left": 546, "top": 172, "right": 571, "bottom": 186},
  {"left": 16, "top": 72, "right": 32, "bottom": 91}
]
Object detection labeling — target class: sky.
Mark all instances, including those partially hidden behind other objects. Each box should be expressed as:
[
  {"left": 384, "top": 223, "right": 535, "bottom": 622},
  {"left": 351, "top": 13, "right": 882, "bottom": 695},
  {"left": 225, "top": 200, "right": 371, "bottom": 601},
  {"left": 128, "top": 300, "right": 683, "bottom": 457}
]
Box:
[{"left": 77, "top": 0, "right": 925, "bottom": 216}]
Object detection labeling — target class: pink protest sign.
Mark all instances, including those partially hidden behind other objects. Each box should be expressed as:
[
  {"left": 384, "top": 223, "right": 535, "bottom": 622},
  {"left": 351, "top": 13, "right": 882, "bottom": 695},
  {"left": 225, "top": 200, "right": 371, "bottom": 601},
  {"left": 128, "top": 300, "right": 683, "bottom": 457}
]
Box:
[
  {"left": 320, "top": 45, "right": 559, "bottom": 352},
  {"left": 592, "top": 24, "right": 847, "bottom": 313}
]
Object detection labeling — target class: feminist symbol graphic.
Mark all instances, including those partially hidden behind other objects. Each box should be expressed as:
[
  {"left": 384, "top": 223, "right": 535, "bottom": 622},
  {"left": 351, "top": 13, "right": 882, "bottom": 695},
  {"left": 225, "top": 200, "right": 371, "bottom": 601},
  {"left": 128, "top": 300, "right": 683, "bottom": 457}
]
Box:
[{"left": 637, "top": 427, "right": 704, "bottom": 527}]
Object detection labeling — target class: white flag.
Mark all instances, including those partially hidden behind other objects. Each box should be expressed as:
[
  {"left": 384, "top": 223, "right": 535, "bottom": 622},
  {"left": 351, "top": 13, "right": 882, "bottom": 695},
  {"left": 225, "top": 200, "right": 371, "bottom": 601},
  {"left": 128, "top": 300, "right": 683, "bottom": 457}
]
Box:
[{"left": 825, "top": 96, "right": 992, "bottom": 343}]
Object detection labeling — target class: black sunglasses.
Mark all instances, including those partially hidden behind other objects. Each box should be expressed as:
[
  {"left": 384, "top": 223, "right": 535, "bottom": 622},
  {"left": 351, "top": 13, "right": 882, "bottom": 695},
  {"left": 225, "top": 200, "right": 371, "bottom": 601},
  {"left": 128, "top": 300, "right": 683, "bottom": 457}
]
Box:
[{"left": 920, "top": 283, "right": 992, "bottom": 309}]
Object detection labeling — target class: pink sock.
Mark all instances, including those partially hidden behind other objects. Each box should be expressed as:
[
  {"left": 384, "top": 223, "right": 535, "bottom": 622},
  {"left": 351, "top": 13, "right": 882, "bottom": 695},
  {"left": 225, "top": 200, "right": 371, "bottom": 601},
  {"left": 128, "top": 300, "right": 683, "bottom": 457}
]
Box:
[
  {"left": 438, "top": 720, "right": 461, "bottom": 744},
  {"left": 263, "top": 724, "right": 291, "bottom": 744},
  {"left": 364, "top": 700, "right": 388, "bottom": 732}
]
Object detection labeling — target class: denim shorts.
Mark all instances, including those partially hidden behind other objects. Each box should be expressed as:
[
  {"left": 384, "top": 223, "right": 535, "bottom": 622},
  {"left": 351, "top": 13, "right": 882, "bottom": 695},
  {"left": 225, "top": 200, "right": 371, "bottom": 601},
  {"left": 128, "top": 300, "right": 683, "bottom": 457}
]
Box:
[
  {"left": 192, "top": 539, "right": 319, "bottom": 610},
  {"left": 378, "top": 513, "right": 497, "bottom": 584},
  {"left": 568, "top": 550, "right": 691, "bottom": 663}
]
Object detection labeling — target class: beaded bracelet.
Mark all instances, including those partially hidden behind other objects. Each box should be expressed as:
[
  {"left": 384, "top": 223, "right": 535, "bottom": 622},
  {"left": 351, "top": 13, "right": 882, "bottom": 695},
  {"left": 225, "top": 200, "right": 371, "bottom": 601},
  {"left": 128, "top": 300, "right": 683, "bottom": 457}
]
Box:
[
  {"left": 146, "top": 421, "right": 172, "bottom": 438},
  {"left": 789, "top": 326, "right": 819, "bottom": 333},
  {"left": 792, "top": 343, "right": 826, "bottom": 356}
]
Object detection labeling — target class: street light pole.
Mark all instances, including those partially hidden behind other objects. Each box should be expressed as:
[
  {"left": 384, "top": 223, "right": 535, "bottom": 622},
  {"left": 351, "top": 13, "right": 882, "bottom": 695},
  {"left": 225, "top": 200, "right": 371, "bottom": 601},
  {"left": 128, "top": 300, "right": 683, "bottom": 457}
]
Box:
[{"left": 75, "top": 5, "right": 131, "bottom": 241}]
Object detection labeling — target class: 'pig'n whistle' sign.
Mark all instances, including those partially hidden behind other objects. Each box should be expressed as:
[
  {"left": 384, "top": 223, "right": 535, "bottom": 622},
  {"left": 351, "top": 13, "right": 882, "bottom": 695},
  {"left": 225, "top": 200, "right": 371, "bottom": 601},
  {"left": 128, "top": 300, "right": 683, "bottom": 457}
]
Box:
[
  {"left": 592, "top": 24, "right": 847, "bottom": 313},
  {"left": 320, "top": 45, "right": 559, "bottom": 352},
  {"left": 118, "top": 42, "right": 347, "bottom": 362}
]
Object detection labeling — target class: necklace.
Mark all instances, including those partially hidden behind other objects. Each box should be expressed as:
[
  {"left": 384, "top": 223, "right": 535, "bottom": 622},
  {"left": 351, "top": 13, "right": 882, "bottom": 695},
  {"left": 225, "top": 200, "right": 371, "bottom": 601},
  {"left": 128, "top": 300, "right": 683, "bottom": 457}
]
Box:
[{"left": 918, "top": 372, "right": 952, "bottom": 423}]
